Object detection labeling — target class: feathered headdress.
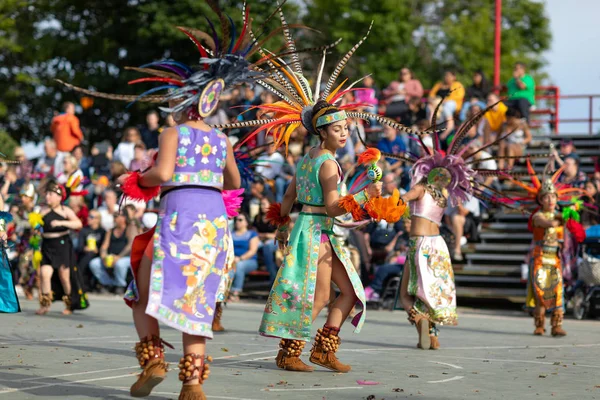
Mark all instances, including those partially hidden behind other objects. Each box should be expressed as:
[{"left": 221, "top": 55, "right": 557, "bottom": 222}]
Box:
[
  {"left": 56, "top": 1, "right": 310, "bottom": 119},
  {"left": 509, "top": 158, "right": 588, "bottom": 204},
  {"left": 211, "top": 21, "right": 425, "bottom": 154}
]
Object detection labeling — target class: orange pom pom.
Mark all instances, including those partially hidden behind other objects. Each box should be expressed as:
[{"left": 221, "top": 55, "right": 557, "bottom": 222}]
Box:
[
  {"left": 364, "top": 189, "right": 407, "bottom": 223},
  {"left": 338, "top": 194, "right": 366, "bottom": 221},
  {"left": 357, "top": 148, "right": 381, "bottom": 166},
  {"left": 265, "top": 203, "right": 291, "bottom": 227}
]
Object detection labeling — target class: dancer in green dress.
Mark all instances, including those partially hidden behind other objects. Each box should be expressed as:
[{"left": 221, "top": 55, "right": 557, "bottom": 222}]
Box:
[{"left": 258, "top": 100, "right": 381, "bottom": 373}]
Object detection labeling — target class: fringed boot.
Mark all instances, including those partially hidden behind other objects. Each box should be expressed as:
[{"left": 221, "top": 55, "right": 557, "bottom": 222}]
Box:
[
  {"left": 533, "top": 313, "right": 546, "bottom": 336},
  {"left": 408, "top": 307, "right": 431, "bottom": 350},
  {"left": 550, "top": 309, "right": 567, "bottom": 337},
  {"left": 429, "top": 322, "right": 440, "bottom": 350},
  {"left": 178, "top": 354, "right": 212, "bottom": 400},
  {"left": 212, "top": 302, "right": 225, "bottom": 332},
  {"left": 62, "top": 295, "right": 72, "bottom": 315},
  {"left": 275, "top": 339, "right": 314, "bottom": 372},
  {"left": 35, "top": 293, "right": 52, "bottom": 315},
  {"left": 130, "top": 335, "right": 173, "bottom": 398},
  {"left": 309, "top": 325, "right": 351, "bottom": 373}
]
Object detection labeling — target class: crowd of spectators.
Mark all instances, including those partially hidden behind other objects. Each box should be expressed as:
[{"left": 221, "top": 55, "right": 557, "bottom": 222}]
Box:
[{"left": 3, "top": 62, "right": 600, "bottom": 303}]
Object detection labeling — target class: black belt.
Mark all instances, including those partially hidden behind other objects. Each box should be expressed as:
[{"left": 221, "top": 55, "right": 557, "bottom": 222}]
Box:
[{"left": 160, "top": 185, "right": 222, "bottom": 200}]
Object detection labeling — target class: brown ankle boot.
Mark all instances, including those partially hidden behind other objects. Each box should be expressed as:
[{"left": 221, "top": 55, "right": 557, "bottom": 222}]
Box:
[
  {"left": 36, "top": 293, "right": 52, "bottom": 315},
  {"left": 62, "top": 295, "right": 72, "bottom": 315},
  {"left": 276, "top": 339, "right": 314, "bottom": 372},
  {"left": 551, "top": 310, "right": 567, "bottom": 337},
  {"left": 309, "top": 325, "right": 351, "bottom": 373},
  {"left": 212, "top": 302, "right": 225, "bottom": 332},
  {"left": 409, "top": 308, "right": 431, "bottom": 350},
  {"left": 533, "top": 314, "right": 546, "bottom": 336},
  {"left": 130, "top": 335, "right": 172, "bottom": 397},
  {"left": 178, "top": 353, "right": 211, "bottom": 400}
]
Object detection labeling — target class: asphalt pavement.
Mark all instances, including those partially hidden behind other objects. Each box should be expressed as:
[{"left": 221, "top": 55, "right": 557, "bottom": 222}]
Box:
[{"left": 1, "top": 295, "right": 599, "bottom": 400}]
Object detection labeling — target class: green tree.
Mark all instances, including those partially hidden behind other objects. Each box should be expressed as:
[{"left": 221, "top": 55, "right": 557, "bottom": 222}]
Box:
[
  {"left": 304, "top": 0, "right": 551, "bottom": 89},
  {"left": 0, "top": 0, "right": 298, "bottom": 144}
]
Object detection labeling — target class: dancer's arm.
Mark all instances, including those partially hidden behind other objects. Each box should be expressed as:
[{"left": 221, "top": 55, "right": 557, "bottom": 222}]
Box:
[
  {"left": 532, "top": 212, "right": 562, "bottom": 229},
  {"left": 321, "top": 160, "right": 381, "bottom": 218},
  {"left": 223, "top": 137, "right": 241, "bottom": 190},
  {"left": 401, "top": 184, "right": 425, "bottom": 204},
  {"left": 51, "top": 207, "right": 82, "bottom": 230},
  {"left": 139, "top": 127, "right": 178, "bottom": 187},
  {"left": 279, "top": 176, "right": 297, "bottom": 217},
  {"left": 99, "top": 230, "right": 111, "bottom": 259}
]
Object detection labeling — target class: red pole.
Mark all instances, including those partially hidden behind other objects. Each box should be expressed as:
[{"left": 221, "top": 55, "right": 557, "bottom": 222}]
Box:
[{"left": 494, "top": 0, "right": 502, "bottom": 91}]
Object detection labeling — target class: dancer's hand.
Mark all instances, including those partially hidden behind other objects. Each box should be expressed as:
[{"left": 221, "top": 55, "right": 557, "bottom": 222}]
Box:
[
  {"left": 275, "top": 229, "right": 289, "bottom": 251},
  {"left": 366, "top": 182, "right": 382, "bottom": 199}
]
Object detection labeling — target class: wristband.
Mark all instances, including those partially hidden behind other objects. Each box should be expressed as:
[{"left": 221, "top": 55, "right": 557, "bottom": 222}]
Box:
[{"left": 353, "top": 190, "right": 369, "bottom": 206}]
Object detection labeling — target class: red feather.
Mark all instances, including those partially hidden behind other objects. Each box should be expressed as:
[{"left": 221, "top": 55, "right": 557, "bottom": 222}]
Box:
[
  {"left": 357, "top": 148, "right": 381, "bottom": 166},
  {"left": 566, "top": 219, "right": 586, "bottom": 243},
  {"left": 265, "top": 203, "right": 291, "bottom": 227},
  {"left": 128, "top": 77, "right": 184, "bottom": 86},
  {"left": 121, "top": 172, "right": 160, "bottom": 202},
  {"left": 232, "top": 5, "right": 250, "bottom": 53},
  {"left": 176, "top": 27, "right": 210, "bottom": 69}
]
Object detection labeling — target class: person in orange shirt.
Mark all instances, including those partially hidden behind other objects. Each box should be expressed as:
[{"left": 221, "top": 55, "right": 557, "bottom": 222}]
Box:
[{"left": 50, "top": 102, "right": 83, "bottom": 152}]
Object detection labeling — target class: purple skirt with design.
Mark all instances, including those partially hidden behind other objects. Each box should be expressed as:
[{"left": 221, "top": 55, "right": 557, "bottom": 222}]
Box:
[{"left": 126, "top": 187, "right": 234, "bottom": 338}]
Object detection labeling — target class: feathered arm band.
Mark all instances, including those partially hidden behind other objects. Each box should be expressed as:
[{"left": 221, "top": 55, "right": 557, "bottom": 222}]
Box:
[
  {"left": 222, "top": 189, "right": 245, "bottom": 218},
  {"left": 338, "top": 191, "right": 369, "bottom": 221},
  {"left": 566, "top": 219, "right": 586, "bottom": 243},
  {"left": 121, "top": 171, "right": 160, "bottom": 202},
  {"left": 266, "top": 203, "right": 291, "bottom": 230}
]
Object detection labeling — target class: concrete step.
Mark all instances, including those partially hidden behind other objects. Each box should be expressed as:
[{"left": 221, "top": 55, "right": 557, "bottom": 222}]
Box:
[
  {"left": 456, "top": 286, "right": 526, "bottom": 302},
  {"left": 455, "top": 275, "right": 523, "bottom": 284},
  {"left": 465, "top": 253, "right": 525, "bottom": 263},
  {"left": 454, "top": 264, "right": 521, "bottom": 275},
  {"left": 474, "top": 243, "right": 531, "bottom": 253},
  {"left": 480, "top": 232, "right": 532, "bottom": 241},
  {"left": 482, "top": 222, "right": 528, "bottom": 231},
  {"left": 492, "top": 213, "right": 529, "bottom": 222}
]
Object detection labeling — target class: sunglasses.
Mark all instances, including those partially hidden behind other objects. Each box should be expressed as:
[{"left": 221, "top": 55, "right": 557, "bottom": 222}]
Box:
[{"left": 89, "top": 215, "right": 98, "bottom": 219}]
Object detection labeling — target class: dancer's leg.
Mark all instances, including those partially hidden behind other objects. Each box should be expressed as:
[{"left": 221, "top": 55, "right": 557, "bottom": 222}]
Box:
[
  {"left": 132, "top": 254, "right": 159, "bottom": 338},
  {"left": 325, "top": 253, "right": 358, "bottom": 327},
  {"left": 36, "top": 265, "right": 54, "bottom": 315},
  {"left": 311, "top": 240, "right": 333, "bottom": 321}
]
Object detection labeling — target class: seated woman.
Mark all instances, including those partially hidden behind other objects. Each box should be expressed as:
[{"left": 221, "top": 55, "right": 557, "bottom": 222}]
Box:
[
  {"left": 497, "top": 108, "right": 532, "bottom": 170},
  {"left": 253, "top": 196, "right": 279, "bottom": 285},
  {"left": 229, "top": 213, "right": 260, "bottom": 301},
  {"left": 89, "top": 207, "right": 137, "bottom": 294}
]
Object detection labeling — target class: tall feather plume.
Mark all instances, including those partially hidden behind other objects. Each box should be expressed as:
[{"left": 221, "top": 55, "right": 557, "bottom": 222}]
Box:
[
  {"left": 255, "top": 80, "right": 292, "bottom": 104},
  {"left": 253, "top": 38, "right": 341, "bottom": 68},
  {"left": 206, "top": 0, "right": 231, "bottom": 56},
  {"left": 176, "top": 26, "right": 216, "bottom": 55},
  {"left": 463, "top": 127, "right": 518, "bottom": 160},
  {"left": 244, "top": 0, "right": 287, "bottom": 54},
  {"left": 429, "top": 93, "right": 447, "bottom": 144},
  {"left": 55, "top": 79, "right": 165, "bottom": 103},
  {"left": 449, "top": 99, "right": 504, "bottom": 155},
  {"left": 277, "top": 1, "right": 302, "bottom": 76},
  {"left": 124, "top": 67, "right": 180, "bottom": 80},
  {"left": 212, "top": 118, "right": 279, "bottom": 130},
  {"left": 345, "top": 111, "right": 419, "bottom": 135},
  {"left": 321, "top": 21, "right": 373, "bottom": 100},
  {"left": 314, "top": 50, "right": 327, "bottom": 100}
]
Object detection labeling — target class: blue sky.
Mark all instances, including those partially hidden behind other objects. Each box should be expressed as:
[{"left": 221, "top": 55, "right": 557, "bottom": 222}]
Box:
[{"left": 544, "top": 0, "right": 600, "bottom": 134}]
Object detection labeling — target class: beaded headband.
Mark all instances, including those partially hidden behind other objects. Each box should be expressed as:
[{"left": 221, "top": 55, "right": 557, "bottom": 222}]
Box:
[{"left": 316, "top": 110, "right": 347, "bottom": 128}]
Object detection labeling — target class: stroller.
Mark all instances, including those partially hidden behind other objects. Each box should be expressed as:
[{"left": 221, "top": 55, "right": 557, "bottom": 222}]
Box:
[{"left": 566, "top": 226, "right": 600, "bottom": 320}]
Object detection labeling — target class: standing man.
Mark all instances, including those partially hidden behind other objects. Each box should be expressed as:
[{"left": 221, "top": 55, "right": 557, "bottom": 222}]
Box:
[
  {"left": 506, "top": 62, "right": 536, "bottom": 122},
  {"left": 140, "top": 110, "right": 160, "bottom": 150},
  {"left": 51, "top": 102, "right": 83, "bottom": 152}
]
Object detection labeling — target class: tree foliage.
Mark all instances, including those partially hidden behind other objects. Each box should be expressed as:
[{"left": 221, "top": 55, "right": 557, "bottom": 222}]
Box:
[
  {"left": 0, "top": 0, "right": 551, "bottom": 144},
  {"left": 305, "top": 0, "right": 551, "bottom": 88}
]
